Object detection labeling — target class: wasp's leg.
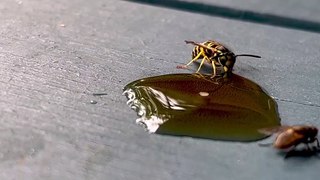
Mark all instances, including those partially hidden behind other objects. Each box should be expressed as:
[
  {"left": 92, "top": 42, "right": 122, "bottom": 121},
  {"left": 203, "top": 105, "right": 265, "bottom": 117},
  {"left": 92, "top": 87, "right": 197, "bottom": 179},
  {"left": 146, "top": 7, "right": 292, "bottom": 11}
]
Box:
[
  {"left": 177, "top": 52, "right": 203, "bottom": 69},
  {"left": 195, "top": 57, "right": 206, "bottom": 73},
  {"left": 211, "top": 61, "right": 217, "bottom": 77},
  {"left": 185, "top": 49, "right": 204, "bottom": 66},
  {"left": 182, "top": 48, "right": 206, "bottom": 70},
  {"left": 222, "top": 66, "right": 233, "bottom": 78},
  {"left": 223, "top": 66, "right": 229, "bottom": 73},
  {"left": 217, "top": 57, "right": 223, "bottom": 66},
  {"left": 193, "top": 73, "right": 205, "bottom": 79}
]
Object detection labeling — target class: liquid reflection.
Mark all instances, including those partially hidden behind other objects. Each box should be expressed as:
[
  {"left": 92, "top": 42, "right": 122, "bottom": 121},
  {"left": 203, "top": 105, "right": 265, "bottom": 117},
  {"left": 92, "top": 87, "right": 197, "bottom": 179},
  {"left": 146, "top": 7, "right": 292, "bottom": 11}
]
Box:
[{"left": 123, "top": 73, "right": 281, "bottom": 141}]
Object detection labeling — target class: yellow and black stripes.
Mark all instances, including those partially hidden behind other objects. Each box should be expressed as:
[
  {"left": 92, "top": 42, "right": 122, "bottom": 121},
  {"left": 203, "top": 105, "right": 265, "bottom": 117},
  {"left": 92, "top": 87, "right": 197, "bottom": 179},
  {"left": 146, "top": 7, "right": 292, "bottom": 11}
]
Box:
[
  {"left": 185, "top": 40, "right": 236, "bottom": 77},
  {"left": 183, "top": 40, "right": 261, "bottom": 77}
]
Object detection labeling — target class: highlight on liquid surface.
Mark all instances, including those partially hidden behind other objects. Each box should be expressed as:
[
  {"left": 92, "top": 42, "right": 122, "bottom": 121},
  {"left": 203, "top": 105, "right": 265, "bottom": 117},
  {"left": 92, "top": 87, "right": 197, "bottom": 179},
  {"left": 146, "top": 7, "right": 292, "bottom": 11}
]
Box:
[{"left": 123, "top": 74, "right": 280, "bottom": 141}]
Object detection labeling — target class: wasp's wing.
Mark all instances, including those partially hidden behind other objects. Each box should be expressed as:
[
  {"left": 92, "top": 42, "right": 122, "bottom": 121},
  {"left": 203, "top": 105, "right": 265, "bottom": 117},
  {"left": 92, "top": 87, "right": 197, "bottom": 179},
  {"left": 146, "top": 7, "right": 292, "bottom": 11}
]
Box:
[{"left": 258, "top": 126, "right": 291, "bottom": 135}]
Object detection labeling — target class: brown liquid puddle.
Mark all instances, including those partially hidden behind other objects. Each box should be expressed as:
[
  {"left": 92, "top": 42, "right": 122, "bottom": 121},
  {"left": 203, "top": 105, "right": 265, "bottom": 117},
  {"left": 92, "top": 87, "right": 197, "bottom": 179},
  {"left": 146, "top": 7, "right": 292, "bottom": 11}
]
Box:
[{"left": 123, "top": 73, "right": 280, "bottom": 141}]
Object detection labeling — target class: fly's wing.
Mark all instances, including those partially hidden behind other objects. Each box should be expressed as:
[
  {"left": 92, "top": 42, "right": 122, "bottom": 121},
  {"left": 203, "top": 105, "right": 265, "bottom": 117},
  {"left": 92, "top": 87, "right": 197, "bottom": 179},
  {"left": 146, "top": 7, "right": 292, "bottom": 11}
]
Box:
[
  {"left": 258, "top": 126, "right": 291, "bottom": 136},
  {"left": 273, "top": 129, "right": 305, "bottom": 149}
]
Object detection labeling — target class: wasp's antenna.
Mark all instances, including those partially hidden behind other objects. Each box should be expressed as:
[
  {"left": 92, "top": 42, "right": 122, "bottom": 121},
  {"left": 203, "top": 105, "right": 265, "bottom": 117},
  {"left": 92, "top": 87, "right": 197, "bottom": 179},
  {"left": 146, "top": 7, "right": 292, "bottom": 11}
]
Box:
[
  {"left": 185, "top": 40, "right": 212, "bottom": 50},
  {"left": 185, "top": 40, "right": 199, "bottom": 45},
  {"left": 235, "top": 54, "right": 261, "bottom": 58}
]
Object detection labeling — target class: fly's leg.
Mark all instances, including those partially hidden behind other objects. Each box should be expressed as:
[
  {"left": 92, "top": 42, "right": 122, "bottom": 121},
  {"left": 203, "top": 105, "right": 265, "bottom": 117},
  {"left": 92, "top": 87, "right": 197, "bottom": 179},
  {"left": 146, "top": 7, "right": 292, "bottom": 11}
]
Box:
[
  {"left": 284, "top": 144, "right": 298, "bottom": 159},
  {"left": 315, "top": 138, "right": 320, "bottom": 148},
  {"left": 306, "top": 137, "right": 320, "bottom": 150},
  {"left": 306, "top": 143, "right": 311, "bottom": 151},
  {"left": 258, "top": 142, "right": 273, "bottom": 147}
]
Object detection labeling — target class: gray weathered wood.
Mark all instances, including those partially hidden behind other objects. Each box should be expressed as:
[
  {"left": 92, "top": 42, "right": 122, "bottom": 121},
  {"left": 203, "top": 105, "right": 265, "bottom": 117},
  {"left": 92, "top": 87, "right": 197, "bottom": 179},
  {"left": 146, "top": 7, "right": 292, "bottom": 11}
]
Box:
[{"left": 0, "top": 0, "right": 319, "bottom": 179}]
